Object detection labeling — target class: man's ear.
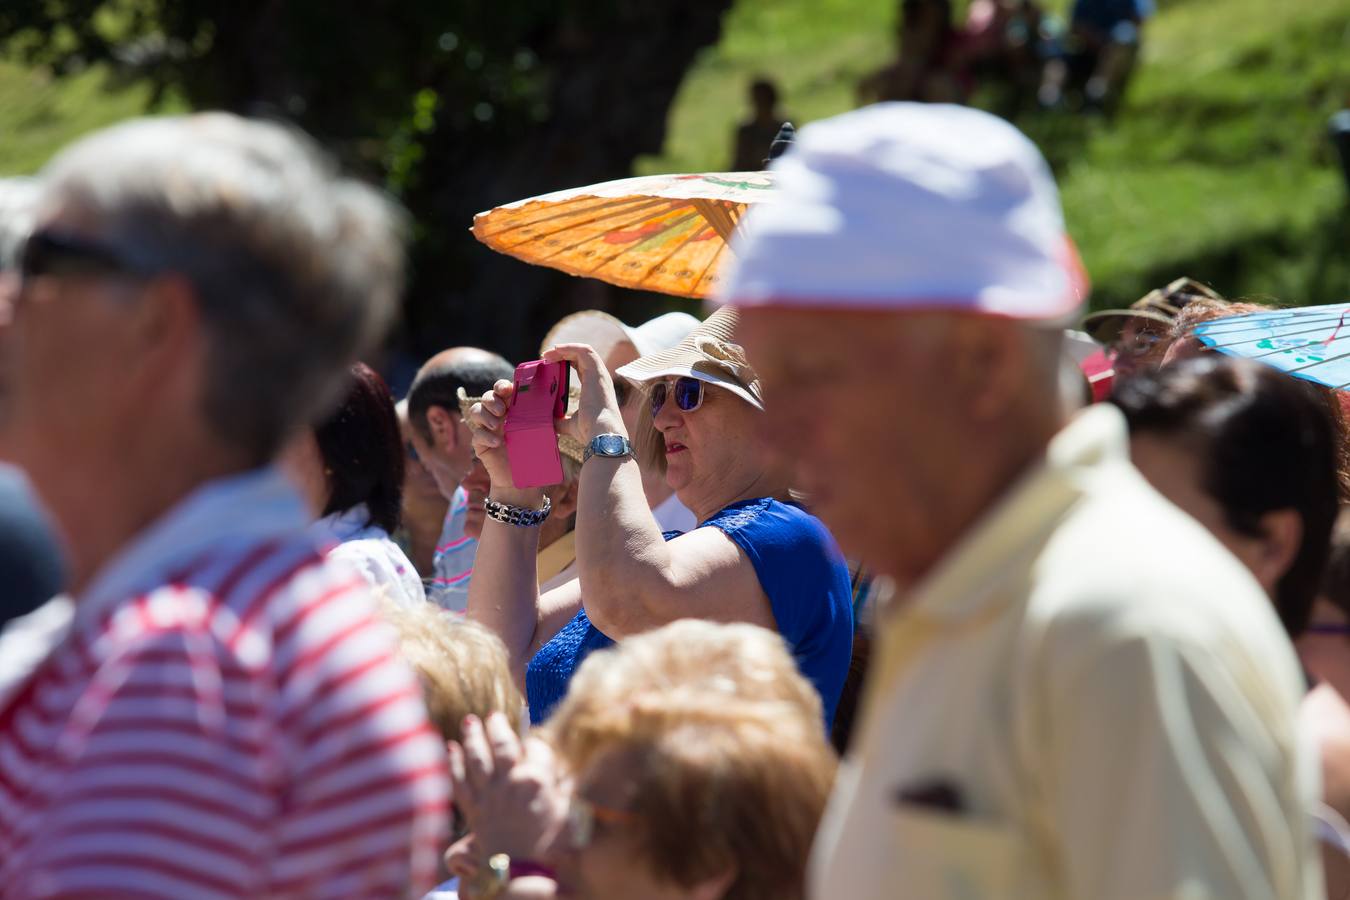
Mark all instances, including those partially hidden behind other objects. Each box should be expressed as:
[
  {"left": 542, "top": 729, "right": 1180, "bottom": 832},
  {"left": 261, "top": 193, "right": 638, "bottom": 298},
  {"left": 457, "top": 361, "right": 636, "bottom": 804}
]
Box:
[
  {"left": 126, "top": 274, "right": 202, "bottom": 389},
  {"left": 426, "top": 406, "right": 458, "bottom": 450}
]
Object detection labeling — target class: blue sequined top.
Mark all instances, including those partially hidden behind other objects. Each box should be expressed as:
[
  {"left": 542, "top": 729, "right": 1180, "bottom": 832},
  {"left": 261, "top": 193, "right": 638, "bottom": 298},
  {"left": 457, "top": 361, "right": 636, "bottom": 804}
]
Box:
[{"left": 525, "top": 497, "right": 854, "bottom": 725}]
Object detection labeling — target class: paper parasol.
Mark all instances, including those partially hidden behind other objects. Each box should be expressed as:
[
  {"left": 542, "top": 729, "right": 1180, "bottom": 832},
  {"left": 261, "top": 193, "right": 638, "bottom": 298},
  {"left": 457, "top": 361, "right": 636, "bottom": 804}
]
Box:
[
  {"left": 471, "top": 171, "right": 775, "bottom": 300},
  {"left": 1193, "top": 303, "right": 1350, "bottom": 389}
]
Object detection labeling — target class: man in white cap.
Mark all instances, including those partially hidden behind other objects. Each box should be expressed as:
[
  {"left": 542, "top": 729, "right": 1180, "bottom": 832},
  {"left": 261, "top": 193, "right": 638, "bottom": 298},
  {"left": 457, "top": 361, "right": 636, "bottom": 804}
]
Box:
[
  {"left": 543, "top": 310, "right": 700, "bottom": 532},
  {"left": 730, "top": 103, "right": 1321, "bottom": 899}
]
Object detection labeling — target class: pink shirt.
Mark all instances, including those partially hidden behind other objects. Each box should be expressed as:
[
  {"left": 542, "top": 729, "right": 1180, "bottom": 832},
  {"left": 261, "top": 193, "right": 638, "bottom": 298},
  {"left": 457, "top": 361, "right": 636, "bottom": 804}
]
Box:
[{"left": 0, "top": 469, "right": 449, "bottom": 898}]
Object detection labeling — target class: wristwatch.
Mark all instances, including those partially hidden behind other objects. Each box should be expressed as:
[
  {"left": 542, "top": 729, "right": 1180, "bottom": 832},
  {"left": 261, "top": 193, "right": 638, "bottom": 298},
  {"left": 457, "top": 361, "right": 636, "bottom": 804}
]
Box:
[{"left": 584, "top": 432, "right": 633, "bottom": 464}]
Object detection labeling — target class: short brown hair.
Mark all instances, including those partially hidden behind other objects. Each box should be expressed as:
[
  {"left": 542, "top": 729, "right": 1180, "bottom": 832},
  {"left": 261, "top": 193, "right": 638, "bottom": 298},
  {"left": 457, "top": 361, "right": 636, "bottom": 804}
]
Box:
[
  {"left": 544, "top": 620, "right": 835, "bottom": 900},
  {"left": 378, "top": 598, "right": 523, "bottom": 743}
]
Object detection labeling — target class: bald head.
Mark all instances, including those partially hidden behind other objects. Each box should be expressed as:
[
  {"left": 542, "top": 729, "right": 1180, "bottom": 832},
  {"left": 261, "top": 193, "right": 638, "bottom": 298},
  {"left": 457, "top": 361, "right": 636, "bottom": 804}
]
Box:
[{"left": 407, "top": 347, "right": 513, "bottom": 443}]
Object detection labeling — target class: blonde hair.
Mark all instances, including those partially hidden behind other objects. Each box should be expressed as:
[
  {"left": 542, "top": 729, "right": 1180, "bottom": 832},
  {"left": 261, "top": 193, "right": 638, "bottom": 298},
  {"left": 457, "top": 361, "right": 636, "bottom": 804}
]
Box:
[
  {"left": 543, "top": 620, "right": 835, "bottom": 900},
  {"left": 378, "top": 598, "right": 523, "bottom": 742}
]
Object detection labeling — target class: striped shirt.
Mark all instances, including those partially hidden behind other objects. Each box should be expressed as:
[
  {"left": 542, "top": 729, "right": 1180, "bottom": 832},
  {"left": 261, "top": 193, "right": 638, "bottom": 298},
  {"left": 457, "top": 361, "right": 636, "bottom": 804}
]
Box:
[
  {"left": 428, "top": 488, "right": 475, "bottom": 613},
  {"left": 0, "top": 468, "right": 450, "bottom": 898}
]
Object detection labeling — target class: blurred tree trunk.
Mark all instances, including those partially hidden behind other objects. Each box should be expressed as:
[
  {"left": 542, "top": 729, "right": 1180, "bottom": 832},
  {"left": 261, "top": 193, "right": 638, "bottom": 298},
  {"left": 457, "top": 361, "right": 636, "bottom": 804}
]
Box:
[
  {"left": 2, "top": 0, "right": 732, "bottom": 365},
  {"left": 404, "top": 4, "right": 730, "bottom": 363}
]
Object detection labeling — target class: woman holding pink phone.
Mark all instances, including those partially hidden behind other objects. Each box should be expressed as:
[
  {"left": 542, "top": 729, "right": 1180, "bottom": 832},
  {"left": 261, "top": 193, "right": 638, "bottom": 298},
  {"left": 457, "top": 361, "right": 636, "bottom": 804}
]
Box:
[{"left": 465, "top": 307, "right": 854, "bottom": 726}]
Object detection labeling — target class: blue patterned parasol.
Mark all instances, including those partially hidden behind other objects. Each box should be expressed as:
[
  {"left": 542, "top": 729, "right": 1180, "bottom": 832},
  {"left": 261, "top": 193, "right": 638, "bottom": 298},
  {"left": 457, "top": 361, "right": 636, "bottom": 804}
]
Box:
[{"left": 1193, "top": 303, "right": 1350, "bottom": 390}]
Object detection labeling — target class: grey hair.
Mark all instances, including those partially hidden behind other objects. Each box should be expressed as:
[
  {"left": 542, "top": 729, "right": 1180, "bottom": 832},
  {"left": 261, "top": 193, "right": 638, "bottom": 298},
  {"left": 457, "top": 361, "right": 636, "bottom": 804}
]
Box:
[
  {"left": 0, "top": 177, "right": 41, "bottom": 269},
  {"left": 38, "top": 113, "right": 406, "bottom": 461}
]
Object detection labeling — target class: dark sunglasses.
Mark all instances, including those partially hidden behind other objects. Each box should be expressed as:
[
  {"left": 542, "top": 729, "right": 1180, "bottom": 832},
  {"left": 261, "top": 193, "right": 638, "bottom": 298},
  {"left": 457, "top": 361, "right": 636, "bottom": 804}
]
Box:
[
  {"left": 650, "top": 376, "right": 704, "bottom": 419},
  {"left": 18, "top": 229, "right": 153, "bottom": 281}
]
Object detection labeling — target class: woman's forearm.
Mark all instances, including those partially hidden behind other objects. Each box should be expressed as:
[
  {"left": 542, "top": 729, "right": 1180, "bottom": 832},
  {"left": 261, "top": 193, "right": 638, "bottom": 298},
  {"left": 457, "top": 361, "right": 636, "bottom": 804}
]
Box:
[
  {"left": 466, "top": 487, "right": 546, "bottom": 679},
  {"left": 575, "top": 454, "right": 677, "bottom": 634}
]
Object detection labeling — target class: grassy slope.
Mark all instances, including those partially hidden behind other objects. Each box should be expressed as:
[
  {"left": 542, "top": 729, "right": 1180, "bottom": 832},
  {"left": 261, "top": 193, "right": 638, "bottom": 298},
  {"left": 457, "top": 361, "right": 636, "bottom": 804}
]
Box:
[
  {"left": 2, "top": 1, "right": 1347, "bottom": 308},
  {"left": 638, "top": 0, "right": 1350, "bottom": 309}
]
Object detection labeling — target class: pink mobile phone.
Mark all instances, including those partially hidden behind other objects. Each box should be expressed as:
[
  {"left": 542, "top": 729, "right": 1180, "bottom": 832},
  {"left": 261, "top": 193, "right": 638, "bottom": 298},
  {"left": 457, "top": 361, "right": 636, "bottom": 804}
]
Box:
[{"left": 504, "top": 360, "right": 569, "bottom": 488}]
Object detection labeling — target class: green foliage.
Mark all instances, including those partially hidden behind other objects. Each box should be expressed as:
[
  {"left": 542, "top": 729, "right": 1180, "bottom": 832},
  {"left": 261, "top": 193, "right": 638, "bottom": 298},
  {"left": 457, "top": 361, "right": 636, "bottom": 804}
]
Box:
[{"left": 641, "top": 0, "right": 1350, "bottom": 309}]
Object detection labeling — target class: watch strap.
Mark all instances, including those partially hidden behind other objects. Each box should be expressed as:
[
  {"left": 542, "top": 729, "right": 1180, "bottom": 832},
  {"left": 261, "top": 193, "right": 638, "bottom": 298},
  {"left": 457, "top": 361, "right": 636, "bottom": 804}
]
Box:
[{"left": 584, "top": 433, "right": 633, "bottom": 463}]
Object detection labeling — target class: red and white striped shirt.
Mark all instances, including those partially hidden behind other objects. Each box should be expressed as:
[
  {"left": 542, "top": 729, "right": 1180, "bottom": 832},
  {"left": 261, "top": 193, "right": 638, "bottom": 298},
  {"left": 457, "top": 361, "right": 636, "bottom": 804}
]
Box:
[{"left": 0, "top": 469, "right": 450, "bottom": 898}]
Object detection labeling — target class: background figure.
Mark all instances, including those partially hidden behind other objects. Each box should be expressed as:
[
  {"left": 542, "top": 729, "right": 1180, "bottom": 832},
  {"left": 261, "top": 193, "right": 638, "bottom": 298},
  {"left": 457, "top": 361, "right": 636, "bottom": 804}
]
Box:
[
  {"left": 448, "top": 620, "right": 838, "bottom": 900},
  {"left": 731, "top": 102, "right": 1319, "bottom": 899},
  {"left": 731, "top": 77, "right": 788, "bottom": 171},
  {"left": 0, "top": 114, "right": 448, "bottom": 895},
  {"left": 1304, "top": 513, "right": 1350, "bottom": 898},
  {"left": 395, "top": 397, "right": 450, "bottom": 575},
  {"left": 1081, "top": 276, "right": 1223, "bottom": 380},
  {"left": 858, "top": 0, "right": 966, "bottom": 104},
  {"left": 0, "top": 178, "right": 66, "bottom": 627},
  {"left": 1113, "top": 355, "right": 1350, "bottom": 897},
  {"left": 281, "top": 362, "right": 426, "bottom": 607},
  {"left": 541, "top": 309, "right": 701, "bottom": 533},
  {"left": 1039, "top": 0, "right": 1152, "bottom": 111},
  {"left": 407, "top": 346, "right": 515, "bottom": 609}
]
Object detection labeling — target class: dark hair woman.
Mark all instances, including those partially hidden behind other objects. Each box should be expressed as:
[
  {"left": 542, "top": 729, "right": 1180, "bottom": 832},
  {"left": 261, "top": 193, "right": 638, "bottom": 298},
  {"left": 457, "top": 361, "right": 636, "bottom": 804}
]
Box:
[
  {"left": 1112, "top": 355, "right": 1350, "bottom": 893},
  {"left": 280, "top": 362, "right": 425, "bottom": 607},
  {"left": 1112, "top": 355, "right": 1342, "bottom": 637}
]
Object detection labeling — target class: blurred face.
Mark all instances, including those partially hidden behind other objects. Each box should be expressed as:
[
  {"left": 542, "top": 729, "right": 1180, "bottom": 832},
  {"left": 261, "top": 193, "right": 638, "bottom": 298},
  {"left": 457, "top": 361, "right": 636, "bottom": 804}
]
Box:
[
  {"left": 0, "top": 209, "right": 158, "bottom": 501},
  {"left": 1109, "top": 317, "right": 1171, "bottom": 379},
  {"left": 551, "top": 748, "right": 729, "bottom": 900},
  {"left": 398, "top": 409, "right": 445, "bottom": 508},
  {"left": 651, "top": 378, "right": 762, "bottom": 514},
  {"left": 461, "top": 456, "right": 491, "bottom": 539},
  {"left": 1299, "top": 599, "right": 1350, "bottom": 699},
  {"left": 408, "top": 409, "right": 468, "bottom": 502},
  {"left": 739, "top": 307, "right": 978, "bottom": 581},
  {"left": 606, "top": 341, "right": 641, "bottom": 438}
]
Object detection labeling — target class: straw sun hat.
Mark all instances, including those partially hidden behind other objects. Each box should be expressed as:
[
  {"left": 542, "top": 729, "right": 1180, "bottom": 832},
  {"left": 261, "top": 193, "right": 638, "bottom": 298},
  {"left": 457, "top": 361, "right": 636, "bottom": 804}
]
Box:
[{"left": 614, "top": 306, "right": 763, "bottom": 411}]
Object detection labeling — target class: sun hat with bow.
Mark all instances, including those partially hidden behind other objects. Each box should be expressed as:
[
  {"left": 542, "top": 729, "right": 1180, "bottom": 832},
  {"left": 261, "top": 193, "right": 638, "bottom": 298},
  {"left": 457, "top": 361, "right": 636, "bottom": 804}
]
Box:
[{"left": 614, "top": 306, "right": 763, "bottom": 411}]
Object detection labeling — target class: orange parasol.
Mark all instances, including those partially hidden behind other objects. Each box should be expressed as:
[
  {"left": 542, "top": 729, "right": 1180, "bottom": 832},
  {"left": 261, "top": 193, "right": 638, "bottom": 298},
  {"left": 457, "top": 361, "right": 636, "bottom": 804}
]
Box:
[{"left": 471, "top": 171, "right": 775, "bottom": 300}]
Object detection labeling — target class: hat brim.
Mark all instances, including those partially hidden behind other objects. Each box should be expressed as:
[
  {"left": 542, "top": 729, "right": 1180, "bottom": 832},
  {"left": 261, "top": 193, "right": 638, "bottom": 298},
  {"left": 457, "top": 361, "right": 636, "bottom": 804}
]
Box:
[
  {"left": 616, "top": 360, "right": 763, "bottom": 411},
  {"left": 1081, "top": 308, "right": 1175, "bottom": 344}
]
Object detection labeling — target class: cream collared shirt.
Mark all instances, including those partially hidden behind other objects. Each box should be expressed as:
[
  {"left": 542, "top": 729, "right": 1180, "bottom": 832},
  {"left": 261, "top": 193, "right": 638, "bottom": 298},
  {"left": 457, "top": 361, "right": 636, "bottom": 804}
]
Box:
[{"left": 811, "top": 405, "right": 1322, "bottom": 900}]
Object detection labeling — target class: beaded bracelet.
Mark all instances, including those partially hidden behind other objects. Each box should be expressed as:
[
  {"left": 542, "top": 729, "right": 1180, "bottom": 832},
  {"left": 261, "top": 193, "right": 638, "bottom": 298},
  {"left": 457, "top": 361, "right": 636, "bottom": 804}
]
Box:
[{"left": 484, "top": 495, "right": 552, "bottom": 527}]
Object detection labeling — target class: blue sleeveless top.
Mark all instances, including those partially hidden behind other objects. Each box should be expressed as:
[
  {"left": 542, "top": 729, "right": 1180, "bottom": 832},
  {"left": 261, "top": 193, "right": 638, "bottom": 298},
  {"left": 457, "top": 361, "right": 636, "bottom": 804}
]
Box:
[{"left": 525, "top": 498, "right": 854, "bottom": 726}]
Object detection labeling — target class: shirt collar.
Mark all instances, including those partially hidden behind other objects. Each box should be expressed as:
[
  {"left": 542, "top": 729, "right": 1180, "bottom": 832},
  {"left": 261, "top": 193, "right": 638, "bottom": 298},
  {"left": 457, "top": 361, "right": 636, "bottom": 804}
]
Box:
[
  {"left": 312, "top": 503, "right": 376, "bottom": 543},
  {"left": 75, "top": 466, "right": 312, "bottom": 627},
  {"left": 902, "top": 404, "right": 1129, "bottom": 623}
]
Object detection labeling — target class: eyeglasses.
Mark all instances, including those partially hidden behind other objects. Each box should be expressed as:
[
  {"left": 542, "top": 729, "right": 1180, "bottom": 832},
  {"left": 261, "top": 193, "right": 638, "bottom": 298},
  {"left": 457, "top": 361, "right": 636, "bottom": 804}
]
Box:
[
  {"left": 1109, "top": 330, "right": 1164, "bottom": 358},
  {"left": 614, "top": 378, "right": 631, "bottom": 409},
  {"left": 566, "top": 796, "right": 639, "bottom": 849},
  {"left": 649, "top": 376, "right": 704, "bottom": 419},
  {"left": 1305, "top": 622, "right": 1350, "bottom": 636},
  {"left": 18, "top": 230, "right": 153, "bottom": 282}
]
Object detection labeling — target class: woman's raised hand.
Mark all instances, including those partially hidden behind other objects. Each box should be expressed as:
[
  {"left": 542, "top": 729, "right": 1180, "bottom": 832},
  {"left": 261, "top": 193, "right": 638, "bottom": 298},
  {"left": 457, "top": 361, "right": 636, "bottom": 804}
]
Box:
[
  {"left": 466, "top": 379, "right": 542, "bottom": 506},
  {"left": 542, "top": 343, "right": 628, "bottom": 445}
]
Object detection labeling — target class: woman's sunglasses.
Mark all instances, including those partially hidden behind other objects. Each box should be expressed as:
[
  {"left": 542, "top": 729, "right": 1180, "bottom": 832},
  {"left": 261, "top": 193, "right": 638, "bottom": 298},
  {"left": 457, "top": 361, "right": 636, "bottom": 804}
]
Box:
[{"left": 650, "top": 376, "right": 704, "bottom": 419}]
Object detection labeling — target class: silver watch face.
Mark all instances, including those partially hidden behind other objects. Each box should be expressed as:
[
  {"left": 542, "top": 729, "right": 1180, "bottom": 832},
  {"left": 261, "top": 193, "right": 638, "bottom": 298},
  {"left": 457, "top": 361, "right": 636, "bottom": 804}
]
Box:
[{"left": 595, "top": 434, "right": 628, "bottom": 456}]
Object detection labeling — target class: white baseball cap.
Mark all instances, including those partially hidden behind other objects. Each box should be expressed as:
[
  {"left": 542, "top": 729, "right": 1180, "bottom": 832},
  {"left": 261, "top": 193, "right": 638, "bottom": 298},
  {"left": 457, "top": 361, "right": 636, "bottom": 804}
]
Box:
[
  {"left": 717, "top": 102, "right": 1088, "bottom": 319},
  {"left": 542, "top": 310, "right": 701, "bottom": 359}
]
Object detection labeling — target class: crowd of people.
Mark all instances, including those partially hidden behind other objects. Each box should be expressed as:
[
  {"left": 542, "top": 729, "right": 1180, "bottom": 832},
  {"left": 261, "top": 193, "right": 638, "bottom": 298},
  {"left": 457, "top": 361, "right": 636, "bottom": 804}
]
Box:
[
  {"left": 0, "top": 94, "right": 1347, "bottom": 900},
  {"left": 854, "top": 0, "right": 1150, "bottom": 115}
]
